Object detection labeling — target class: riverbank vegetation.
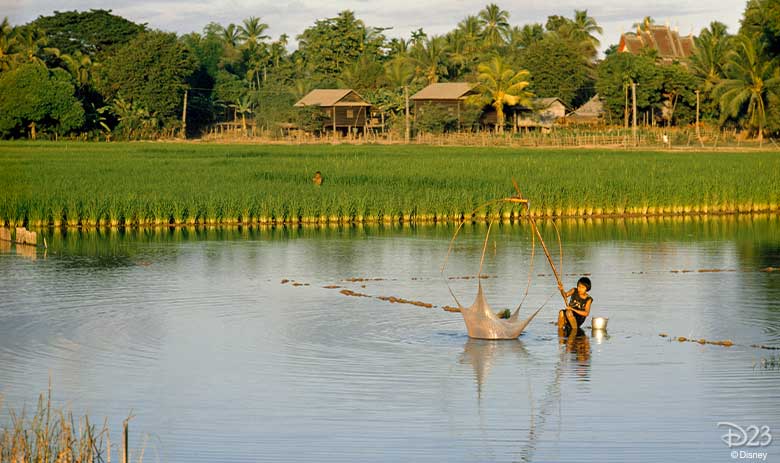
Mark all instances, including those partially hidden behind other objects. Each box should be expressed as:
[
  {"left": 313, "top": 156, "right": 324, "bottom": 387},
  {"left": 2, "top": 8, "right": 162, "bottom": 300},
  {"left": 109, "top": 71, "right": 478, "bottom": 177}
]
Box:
[
  {"left": 1, "top": 143, "right": 778, "bottom": 228},
  {"left": 0, "top": 389, "right": 132, "bottom": 463},
  {"left": 0, "top": 1, "right": 778, "bottom": 141}
]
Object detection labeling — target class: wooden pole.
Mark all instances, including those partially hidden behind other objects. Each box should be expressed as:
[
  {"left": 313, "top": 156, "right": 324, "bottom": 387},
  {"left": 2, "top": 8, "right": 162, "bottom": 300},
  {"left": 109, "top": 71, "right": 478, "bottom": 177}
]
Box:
[
  {"left": 122, "top": 419, "right": 128, "bottom": 463},
  {"left": 509, "top": 179, "right": 566, "bottom": 304},
  {"left": 528, "top": 215, "right": 567, "bottom": 304},
  {"left": 631, "top": 81, "right": 637, "bottom": 146},
  {"left": 695, "top": 89, "right": 703, "bottom": 146},
  {"left": 181, "top": 89, "right": 188, "bottom": 139},
  {"left": 624, "top": 83, "right": 629, "bottom": 129},
  {"left": 404, "top": 85, "right": 410, "bottom": 143}
]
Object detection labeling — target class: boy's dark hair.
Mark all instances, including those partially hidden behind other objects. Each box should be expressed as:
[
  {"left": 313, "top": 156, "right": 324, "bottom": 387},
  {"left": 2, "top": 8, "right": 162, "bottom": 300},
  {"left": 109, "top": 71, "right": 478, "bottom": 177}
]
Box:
[{"left": 577, "top": 277, "right": 591, "bottom": 291}]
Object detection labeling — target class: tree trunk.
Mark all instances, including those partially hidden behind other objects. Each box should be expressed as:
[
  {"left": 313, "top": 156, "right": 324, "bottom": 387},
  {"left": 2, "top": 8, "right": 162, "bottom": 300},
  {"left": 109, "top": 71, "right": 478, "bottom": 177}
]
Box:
[{"left": 496, "top": 103, "right": 504, "bottom": 134}]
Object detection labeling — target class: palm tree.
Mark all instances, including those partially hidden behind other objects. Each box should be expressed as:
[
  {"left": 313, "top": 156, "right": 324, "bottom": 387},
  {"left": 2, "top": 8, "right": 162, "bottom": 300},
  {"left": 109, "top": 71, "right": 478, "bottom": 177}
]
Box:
[
  {"left": 0, "top": 17, "right": 17, "bottom": 71},
  {"left": 221, "top": 23, "right": 240, "bottom": 47},
  {"left": 383, "top": 56, "right": 415, "bottom": 89},
  {"left": 387, "top": 38, "right": 409, "bottom": 57},
  {"left": 291, "top": 79, "right": 312, "bottom": 100},
  {"left": 478, "top": 4, "right": 510, "bottom": 48},
  {"left": 456, "top": 15, "right": 483, "bottom": 46},
  {"left": 61, "top": 51, "right": 93, "bottom": 87},
  {"left": 507, "top": 24, "right": 544, "bottom": 50},
  {"left": 690, "top": 22, "right": 731, "bottom": 92},
  {"left": 410, "top": 36, "right": 448, "bottom": 84},
  {"left": 474, "top": 56, "right": 533, "bottom": 133},
  {"left": 269, "top": 34, "right": 288, "bottom": 68},
  {"left": 714, "top": 34, "right": 780, "bottom": 142},
  {"left": 572, "top": 10, "right": 602, "bottom": 56},
  {"left": 238, "top": 16, "right": 270, "bottom": 47},
  {"left": 230, "top": 95, "right": 254, "bottom": 136},
  {"left": 448, "top": 15, "right": 482, "bottom": 74},
  {"left": 14, "top": 27, "right": 57, "bottom": 66}
]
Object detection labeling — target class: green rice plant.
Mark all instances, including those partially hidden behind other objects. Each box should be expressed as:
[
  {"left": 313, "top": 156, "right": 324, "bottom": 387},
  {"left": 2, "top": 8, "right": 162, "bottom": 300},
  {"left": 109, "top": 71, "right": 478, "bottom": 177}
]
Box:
[{"left": 1, "top": 142, "right": 779, "bottom": 228}]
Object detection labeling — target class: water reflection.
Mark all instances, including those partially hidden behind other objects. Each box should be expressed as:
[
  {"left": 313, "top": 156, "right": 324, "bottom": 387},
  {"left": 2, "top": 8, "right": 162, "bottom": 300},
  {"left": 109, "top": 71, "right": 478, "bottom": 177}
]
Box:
[
  {"left": 560, "top": 329, "right": 591, "bottom": 382},
  {"left": 459, "top": 338, "right": 529, "bottom": 399},
  {"left": 1, "top": 216, "right": 779, "bottom": 462}
]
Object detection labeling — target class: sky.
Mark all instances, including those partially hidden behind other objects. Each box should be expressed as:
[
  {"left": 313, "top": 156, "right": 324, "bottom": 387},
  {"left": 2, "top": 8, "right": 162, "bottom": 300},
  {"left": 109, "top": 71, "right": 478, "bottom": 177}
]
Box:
[{"left": 2, "top": 0, "right": 748, "bottom": 53}]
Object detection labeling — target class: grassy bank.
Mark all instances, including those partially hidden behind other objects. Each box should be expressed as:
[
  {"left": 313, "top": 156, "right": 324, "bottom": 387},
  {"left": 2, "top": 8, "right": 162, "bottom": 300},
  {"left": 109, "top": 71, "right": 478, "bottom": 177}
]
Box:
[
  {"left": 1, "top": 142, "right": 778, "bottom": 228},
  {"left": 0, "top": 390, "right": 125, "bottom": 463}
]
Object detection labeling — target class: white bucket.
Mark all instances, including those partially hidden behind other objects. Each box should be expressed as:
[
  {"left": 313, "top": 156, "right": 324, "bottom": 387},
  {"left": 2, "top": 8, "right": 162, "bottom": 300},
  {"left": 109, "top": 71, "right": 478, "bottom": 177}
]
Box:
[{"left": 592, "top": 317, "right": 608, "bottom": 330}]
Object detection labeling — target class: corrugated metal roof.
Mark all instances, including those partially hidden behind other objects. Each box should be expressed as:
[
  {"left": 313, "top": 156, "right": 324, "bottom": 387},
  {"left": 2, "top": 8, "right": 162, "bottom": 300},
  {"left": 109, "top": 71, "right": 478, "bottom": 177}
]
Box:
[
  {"left": 411, "top": 82, "right": 477, "bottom": 100},
  {"left": 294, "top": 89, "right": 370, "bottom": 107}
]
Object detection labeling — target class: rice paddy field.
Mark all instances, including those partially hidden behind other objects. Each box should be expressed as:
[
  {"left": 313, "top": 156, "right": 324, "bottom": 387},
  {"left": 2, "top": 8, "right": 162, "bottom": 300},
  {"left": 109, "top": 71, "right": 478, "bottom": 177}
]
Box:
[{"left": 1, "top": 142, "right": 779, "bottom": 228}]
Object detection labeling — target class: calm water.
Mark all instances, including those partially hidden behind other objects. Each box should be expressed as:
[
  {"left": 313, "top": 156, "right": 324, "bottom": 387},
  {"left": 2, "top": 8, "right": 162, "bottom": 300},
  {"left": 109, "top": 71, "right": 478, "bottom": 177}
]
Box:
[{"left": 1, "top": 217, "right": 779, "bottom": 462}]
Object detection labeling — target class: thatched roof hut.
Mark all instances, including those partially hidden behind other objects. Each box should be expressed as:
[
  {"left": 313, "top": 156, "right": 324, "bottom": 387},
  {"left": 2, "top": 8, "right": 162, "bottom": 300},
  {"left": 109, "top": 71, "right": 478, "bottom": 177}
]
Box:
[{"left": 567, "top": 95, "right": 605, "bottom": 124}]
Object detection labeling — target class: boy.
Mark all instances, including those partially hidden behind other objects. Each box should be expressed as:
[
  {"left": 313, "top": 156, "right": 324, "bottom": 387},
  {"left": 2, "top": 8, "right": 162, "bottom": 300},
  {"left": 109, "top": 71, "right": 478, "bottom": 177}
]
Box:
[{"left": 557, "top": 277, "right": 592, "bottom": 336}]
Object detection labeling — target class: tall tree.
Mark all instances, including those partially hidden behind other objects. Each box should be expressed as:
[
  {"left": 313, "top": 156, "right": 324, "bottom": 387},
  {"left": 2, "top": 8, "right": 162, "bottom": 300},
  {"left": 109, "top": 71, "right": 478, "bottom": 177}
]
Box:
[
  {"left": 520, "top": 35, "right": 593, "bottom": 108},
  {"left": 238, "top": 16, "right": 270, "bottom": 47},
  {"left": 296, "top": 10, "right": 384, "bottom": 78},
  {"left": 0, "top": 17, "right": 16, "bottom": 71},
  {"left": 410, "top": 36, "right": 449, "bottom": 84},
  {"left": 60, "top": 50, "right": 93, "bottom": 88},
  {"left": 0, "top": 63, "right": 85, "bottom": 138},
  {"left": 596, "top": 52, "right": 662, "bottom": 124},
  {"left": 741, "top": 0, "right": 780, "bottom": 56},
  {"left": 12, "top": 26, "right": 57, "bottom": 66},
  {"left": 690, "top": 21, "right": 732, "bottom": 91},
  {"left": 473, "top": 56, "right": 533, "bottom": 133},
  {"left": 571, "top": 10, "right": 603, "bottom": 58},
  {"left": 28, "top": 10, "right": 144, "bottom": 57},
  {"left": 98, "top": 31, "right": 197, "bottom": 125},
  {"left": 714, "top": 34, "right": 780, "bottom": 141},
  {"left": 507, "top": 23, "right": 544, "bottom": 50},
  {"left": 478, "top": 4, "right": 510, "bottom": 48}
]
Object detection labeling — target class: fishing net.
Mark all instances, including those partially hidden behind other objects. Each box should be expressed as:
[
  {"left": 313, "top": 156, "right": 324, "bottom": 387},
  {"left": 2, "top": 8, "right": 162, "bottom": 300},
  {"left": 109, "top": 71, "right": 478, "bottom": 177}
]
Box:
[
  {"left": 442, "top": 183, "right": 563, "bottom": 340},
  {"left": 457, "top": 282, "right": 543, "bottom": 339}
]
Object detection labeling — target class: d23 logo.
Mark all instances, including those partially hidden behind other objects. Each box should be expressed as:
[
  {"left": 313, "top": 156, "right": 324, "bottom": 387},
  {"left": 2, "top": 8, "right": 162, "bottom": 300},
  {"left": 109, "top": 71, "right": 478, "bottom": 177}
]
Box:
[{"left": 717, "top": 422, "right": 773, "bottom": 448}]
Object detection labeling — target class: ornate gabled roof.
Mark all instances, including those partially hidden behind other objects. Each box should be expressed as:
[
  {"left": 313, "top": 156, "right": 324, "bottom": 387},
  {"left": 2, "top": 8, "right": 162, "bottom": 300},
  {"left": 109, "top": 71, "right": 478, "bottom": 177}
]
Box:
[{"left": 618, "top": 24, "right": 695, "bottom": 62}]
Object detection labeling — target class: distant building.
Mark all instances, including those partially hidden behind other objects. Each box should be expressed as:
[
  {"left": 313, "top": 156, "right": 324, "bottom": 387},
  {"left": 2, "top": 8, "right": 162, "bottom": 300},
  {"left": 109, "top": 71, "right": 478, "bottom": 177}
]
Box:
[
  {"left": 294, "top": 89, "right": 371, "bottom": 133},
  {"left": 410, "top": 83, "right": 478, "bottom": 128},
  {"left": 618, "top": 22, "right": 695, "bottom": 64},
  {"left": 482, "top": 97, "right": 568, "bottom": 130},
  {"left": 531, "top": 98, "right": 567, "bottom": 124},
  {"left": 567, "top": 95, "right": 605, "bottom": 125}
]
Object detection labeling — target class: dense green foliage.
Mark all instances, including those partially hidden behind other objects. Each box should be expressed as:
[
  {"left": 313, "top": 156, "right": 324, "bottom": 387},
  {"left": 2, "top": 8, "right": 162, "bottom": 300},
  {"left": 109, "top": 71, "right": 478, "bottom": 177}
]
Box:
[
  {"left": 0, "top": 64, "right": 84, "bottom": 138},
  {"left": 0, "top": 2, "right": 778, "bottom": 139},
  {"left": 518, "top": 35, "right": 593, "bottom": 108},
  {"left": 97, "top": 31, "right": 197, "bottom": 126},
  {"left": 28, "top": 9, "right": 145, "bottom": 56},
  {"left": 1, "top": 143, "right": 778, "bottom": 227}
]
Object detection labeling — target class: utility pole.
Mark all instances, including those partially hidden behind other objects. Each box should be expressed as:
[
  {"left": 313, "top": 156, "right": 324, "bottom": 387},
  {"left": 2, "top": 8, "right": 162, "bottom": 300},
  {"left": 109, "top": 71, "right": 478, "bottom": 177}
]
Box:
[
  {"left": 181, "top": 89, "right": 188, "bottom": 139},
  {"left": 695, "top": 89, "right": 702, "bottom": 146},
  {"left": 404, "top": 85, "right": 410, "bottom": 143},
  {"left": 624, "top": 83, "right": 629, "bottom": 129},
  {"left": 631, "top": 81, "right": 637, "bottom": 146}
]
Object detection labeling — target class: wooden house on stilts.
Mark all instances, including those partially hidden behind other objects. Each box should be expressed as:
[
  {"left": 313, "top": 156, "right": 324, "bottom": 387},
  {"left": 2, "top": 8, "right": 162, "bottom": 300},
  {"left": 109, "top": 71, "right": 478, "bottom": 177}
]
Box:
[
  {"left": 410, "top": 83, "right": 478, "bottom": 130},
  {"left": 294, "top": 89, "right": 371, "bottom": 135}
]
